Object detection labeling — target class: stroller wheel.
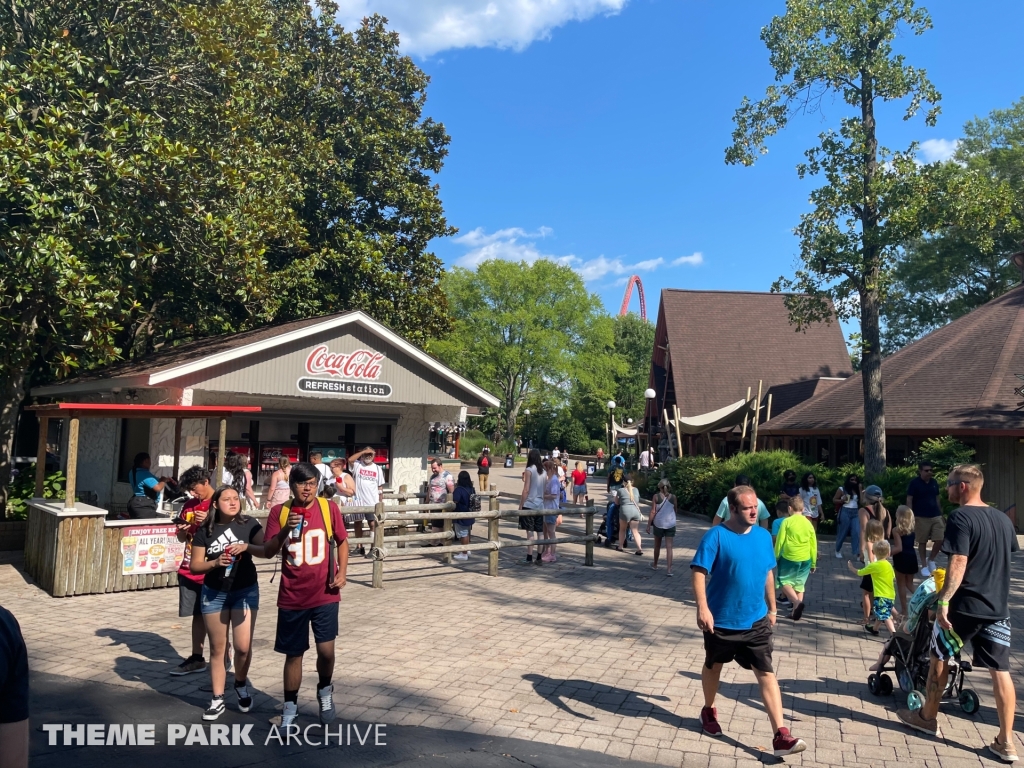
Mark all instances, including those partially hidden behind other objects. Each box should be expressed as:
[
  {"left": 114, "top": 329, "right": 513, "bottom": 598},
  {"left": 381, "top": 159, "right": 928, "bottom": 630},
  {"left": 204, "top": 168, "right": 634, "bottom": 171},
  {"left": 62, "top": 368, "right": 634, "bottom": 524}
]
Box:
[
  {"left": 959, "top": 689, "right": 980, "bottom": 715},
  {"left": 868, "top": 674, "right": 881, "bottom": 696},
  {"left": 907, "top": 690, "right": 925, "bottom": 711},
  {"left": 879, "top": 674, "right": 893, "bottom": 696}
]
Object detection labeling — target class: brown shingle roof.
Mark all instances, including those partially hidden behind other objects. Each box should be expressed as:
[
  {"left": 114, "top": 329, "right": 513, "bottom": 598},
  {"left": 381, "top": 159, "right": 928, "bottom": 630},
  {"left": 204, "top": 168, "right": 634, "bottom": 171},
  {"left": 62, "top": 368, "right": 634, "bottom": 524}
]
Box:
[
  {"left": 658, "top": 289, "right": 853, "bottom": 417},
  {"left": 763, "top": 283, "right": 1024, "bottom": 433}
]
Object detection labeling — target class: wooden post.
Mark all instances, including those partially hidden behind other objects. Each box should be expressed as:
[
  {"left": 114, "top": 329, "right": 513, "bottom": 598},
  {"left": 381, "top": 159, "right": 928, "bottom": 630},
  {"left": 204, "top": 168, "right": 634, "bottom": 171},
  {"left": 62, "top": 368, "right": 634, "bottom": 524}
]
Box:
[
  {"left": 35, "top": 416, "right": 49, "bottom": 498},
  {"left": 750, "top": 379, "right": 763, "bottom": 453},
  {"left": 442, "top": 491, "right": 453, "bottom": 564},
  {"left": 705, "top": 432, "right": 716, "bottom": 460},
  {"left": 171, "top": 417, "right": 182, "bottom": 479},
  {"left": 487, "top": 494, "right": 500, "bottom": 577},
  {"left": 397, "top": 484, "right": 407, "bottom": 549},
  {"left": 371, "top": 501, "right": 385, "bottom": 589},
  {"left": 672, "top": 405, "right": 684, "bottom": 462},
  {"left": 215, "top": 417, "right": 227, "bottom": 485},
  {"left": 662, "top": 409, "right": 674, "bottom": 458},
  {"left": 740, "top": 386, "right": 752, "bottom": 449},
  {"left": 64, "top": 417, "right": 80, "bottom": 511},
  {"left": 766, "top": 393, "right": 773, "bottom": 424},
  {"left": 584, "top": 505, "right": 594, "bottom": 566}
]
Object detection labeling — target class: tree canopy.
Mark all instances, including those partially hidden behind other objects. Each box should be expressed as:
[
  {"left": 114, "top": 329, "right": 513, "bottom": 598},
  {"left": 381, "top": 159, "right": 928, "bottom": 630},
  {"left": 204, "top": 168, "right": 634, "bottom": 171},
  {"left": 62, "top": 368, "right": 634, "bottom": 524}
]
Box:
[
  {"left": 430, "top": 259, "right": 611, "bottom": 442},
  {"left": 881, "top": 97, "right": 1024, "bottom": 352},
  {"left": 727, "top": 0, "right": 944, "bottom": 477},
  {"left": 0, "top": 0, "right": 452, "bottom": 514}
]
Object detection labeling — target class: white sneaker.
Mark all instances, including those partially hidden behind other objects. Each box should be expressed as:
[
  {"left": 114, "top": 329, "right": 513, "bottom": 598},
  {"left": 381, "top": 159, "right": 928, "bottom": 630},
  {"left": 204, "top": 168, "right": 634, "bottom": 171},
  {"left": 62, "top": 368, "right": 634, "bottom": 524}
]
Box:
[
  {"left": 920, "top": 566, "right": 931, "bottom": 578},
  {"left": 453, "top": 553, "right": 469, "bottom": 561},
  {"left": 835, "top": 550, "right": 843, "bottom": 559},
  {"left": 281, "top": 701, "right": 298, "bottom": 730},
  {"left": 317, "top": 684, "right": 336, "bottom": 724}
]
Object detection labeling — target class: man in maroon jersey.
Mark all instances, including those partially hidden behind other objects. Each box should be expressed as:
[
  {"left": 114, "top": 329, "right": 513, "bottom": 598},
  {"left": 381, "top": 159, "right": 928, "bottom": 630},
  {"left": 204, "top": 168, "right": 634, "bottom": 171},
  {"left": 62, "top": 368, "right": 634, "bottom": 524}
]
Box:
[{"left": 263, "top": 462, "right": 349, "bottom": 730}]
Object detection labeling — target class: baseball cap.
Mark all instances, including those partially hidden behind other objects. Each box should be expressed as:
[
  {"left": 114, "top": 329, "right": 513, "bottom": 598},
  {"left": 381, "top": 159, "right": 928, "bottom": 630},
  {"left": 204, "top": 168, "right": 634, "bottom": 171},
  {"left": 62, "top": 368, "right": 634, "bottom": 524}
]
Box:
[{"left": 864, "top": 485, "right": 883, "bottom": 502}]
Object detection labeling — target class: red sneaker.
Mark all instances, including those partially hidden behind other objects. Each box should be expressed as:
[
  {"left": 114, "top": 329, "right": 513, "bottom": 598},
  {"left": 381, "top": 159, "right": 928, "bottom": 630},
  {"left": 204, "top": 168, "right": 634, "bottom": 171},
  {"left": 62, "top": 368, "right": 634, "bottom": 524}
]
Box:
[
  {"left": 773, "top": 727, "right": 807, "bottom": 757},
  {"left": 700, "top": 706, "right": 722, "bottom": 736}
]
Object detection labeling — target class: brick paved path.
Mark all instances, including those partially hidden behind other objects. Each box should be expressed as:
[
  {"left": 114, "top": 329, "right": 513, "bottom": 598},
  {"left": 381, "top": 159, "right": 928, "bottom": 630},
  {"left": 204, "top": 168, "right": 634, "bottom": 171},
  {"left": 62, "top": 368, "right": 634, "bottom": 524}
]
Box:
[{"left": 2, "top": 466, "right": 1021, "bottom": 766}]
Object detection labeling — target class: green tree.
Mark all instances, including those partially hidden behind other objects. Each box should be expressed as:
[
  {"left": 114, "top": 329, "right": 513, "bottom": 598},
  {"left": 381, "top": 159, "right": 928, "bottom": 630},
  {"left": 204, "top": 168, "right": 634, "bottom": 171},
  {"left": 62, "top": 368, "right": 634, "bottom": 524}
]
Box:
[
  {"left": 881, "top": 98, "right": 1024, "bottom": 352},
  {"left": 612, "top": 313, "right": 656, "bottom": 424},
  {"left": 0, "top": 0, "right": 454, "bottom": 515},
  {"left": 0, "top": 0, "right": 295, "bottom": 515},
  {"left": 431, "top": 259, "right": 611, "bottom": 441},
  {"left": 727, "top": 0, "right": 942, "bottom": 478}
]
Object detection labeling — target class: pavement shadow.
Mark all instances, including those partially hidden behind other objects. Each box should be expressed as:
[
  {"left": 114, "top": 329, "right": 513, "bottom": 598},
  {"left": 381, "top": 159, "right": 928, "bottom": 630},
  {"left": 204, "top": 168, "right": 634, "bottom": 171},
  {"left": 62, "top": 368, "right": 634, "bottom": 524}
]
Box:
[
  {"left": 96, "top": 628, "right": 182, "bottom": 664},
  {"left": 676, "top": 669, "right": 988, "bottom": 760},
  {"left": 522, "top": 673, "right": 678, "bottom": 726}
]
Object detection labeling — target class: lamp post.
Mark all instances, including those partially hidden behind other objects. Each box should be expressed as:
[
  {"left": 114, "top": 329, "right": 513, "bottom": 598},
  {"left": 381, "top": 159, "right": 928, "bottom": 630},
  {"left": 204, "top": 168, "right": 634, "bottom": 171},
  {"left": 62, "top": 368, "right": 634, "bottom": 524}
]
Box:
[
  {"left": 644, "top": 388, "right": 656, "bottom": 459},
  {"left": 524, "top": 409, "right": 531, "bottom": 450},
  {"left": 607, "top": 400, "right": 616, "bottom": 457}
]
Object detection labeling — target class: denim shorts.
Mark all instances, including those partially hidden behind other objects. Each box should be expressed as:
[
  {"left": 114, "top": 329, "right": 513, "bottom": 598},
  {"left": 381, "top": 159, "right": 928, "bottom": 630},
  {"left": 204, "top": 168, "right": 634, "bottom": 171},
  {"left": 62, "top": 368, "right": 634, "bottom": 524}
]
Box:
[
  {"left": 543, "top": 514, "right": 559, "bottom": 525},
  {"left": 201, "top": 583, "right": 259, "bottom": 615},
  {"left": 453, "top": 523, "right": 472, "bottom": 539}
]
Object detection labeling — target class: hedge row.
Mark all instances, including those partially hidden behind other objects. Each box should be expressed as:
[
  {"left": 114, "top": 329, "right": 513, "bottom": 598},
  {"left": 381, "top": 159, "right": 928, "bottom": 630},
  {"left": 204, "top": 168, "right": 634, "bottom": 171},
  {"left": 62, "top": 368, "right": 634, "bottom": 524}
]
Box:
[{"left": 659, "top": 450, "right": 959, "bottom": 524}]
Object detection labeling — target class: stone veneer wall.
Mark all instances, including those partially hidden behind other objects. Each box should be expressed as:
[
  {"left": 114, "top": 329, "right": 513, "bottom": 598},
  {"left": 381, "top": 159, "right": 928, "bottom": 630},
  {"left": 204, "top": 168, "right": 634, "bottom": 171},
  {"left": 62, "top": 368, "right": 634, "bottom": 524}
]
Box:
[{"left": 388, "top": 404, "right": 464, "bottom": 500}]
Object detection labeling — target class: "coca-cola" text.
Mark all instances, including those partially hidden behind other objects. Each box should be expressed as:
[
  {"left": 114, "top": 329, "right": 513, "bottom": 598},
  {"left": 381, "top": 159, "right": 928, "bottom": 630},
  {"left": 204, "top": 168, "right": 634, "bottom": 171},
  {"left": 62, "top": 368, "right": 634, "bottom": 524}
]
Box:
[{"left": 305, "top": 346, "right": 384, "bottom": 380}]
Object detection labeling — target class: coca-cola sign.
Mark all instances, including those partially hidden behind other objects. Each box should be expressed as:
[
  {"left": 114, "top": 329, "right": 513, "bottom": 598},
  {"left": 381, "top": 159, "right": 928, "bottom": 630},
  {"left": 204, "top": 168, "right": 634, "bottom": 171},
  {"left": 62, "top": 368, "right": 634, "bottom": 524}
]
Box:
[
  {"left": 299, "top": 345, "right": 391, "bottom": 399},
  {"left": 305, "top": 346, "right": 383, "bottom": 380}
]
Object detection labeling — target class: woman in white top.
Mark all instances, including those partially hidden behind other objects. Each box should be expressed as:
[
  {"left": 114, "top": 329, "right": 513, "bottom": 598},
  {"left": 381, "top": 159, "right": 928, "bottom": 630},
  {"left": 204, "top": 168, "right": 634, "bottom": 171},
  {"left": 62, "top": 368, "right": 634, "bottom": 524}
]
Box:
[
  {"left": 264, "top": 456, "right": 292, "bottom": 509},
  {"left": 540, "top": 459, "right": 561, "bottom": 563},
  {"left": 798, "top": 472, "right": 824, "bottom": 531},
  {"left": 833, "top": 473, "right": 863, "bottom": 559},
  {"left": 518, "top": 449, "right": 545, "bottom": 565},
  {"left": 646, "top": 478, "right": 677, "bottom": 575}
]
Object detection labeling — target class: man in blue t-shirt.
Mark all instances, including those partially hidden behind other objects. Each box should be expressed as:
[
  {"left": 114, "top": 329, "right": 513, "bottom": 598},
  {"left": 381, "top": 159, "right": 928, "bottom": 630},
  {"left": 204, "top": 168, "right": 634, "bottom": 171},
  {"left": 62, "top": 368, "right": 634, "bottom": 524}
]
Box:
[
  {"left": 691, "top": 486, "right": 807, "bottom": 758},
  {"left": 906, "top": 461, "right": 943, "bottom": 577}
]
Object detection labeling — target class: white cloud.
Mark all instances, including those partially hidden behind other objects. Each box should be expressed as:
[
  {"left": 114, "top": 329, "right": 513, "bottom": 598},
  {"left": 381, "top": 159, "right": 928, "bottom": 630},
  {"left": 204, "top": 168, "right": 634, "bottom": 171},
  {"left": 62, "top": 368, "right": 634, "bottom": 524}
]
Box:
[
  {"left": 918, "top": 138, "right": 959, "bottom": 164},
  {"left": 335, "top": 0, "right": 629, "bottom": 56},
  {"left": 672, "top": 252, "right": 703, "bottom": 266},
  {"left": 451, "top": 225, "right": 665, "bottom": 283}
]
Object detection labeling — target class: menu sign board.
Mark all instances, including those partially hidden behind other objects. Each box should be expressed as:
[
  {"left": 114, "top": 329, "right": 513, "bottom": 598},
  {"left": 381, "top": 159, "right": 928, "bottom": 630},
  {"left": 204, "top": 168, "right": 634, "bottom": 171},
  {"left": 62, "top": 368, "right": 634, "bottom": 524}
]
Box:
[
  {"left": 298, "top": 345, "right": 393, "bottom": 399},
  {"left": 121, "top": 524, "right": 185, "bottom": 576}
]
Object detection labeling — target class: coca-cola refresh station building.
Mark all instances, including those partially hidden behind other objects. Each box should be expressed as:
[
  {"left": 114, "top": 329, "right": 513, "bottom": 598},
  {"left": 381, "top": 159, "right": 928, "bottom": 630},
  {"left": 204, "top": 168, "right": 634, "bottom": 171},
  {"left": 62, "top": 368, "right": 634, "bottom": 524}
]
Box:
[{"left": 30, "top": 311, "right": 500, "bottom": 511}]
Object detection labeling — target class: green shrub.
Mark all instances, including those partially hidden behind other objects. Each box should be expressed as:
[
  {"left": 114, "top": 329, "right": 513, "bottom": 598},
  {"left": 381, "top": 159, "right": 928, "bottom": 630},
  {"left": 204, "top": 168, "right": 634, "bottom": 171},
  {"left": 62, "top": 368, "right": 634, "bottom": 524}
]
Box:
[
  {"left": 908, "top": 436, "right": 976, "bottom": 473},
  {"left": 589, "top": 440, "right": 607, "bottom": 455},
  {"left": 548, "top": 417, "right": 591, "bottom": 454},
  {"left": 7, "top": 467, "right": 66, "bottom": 520},
  {"left": 459, "top": 430, "right": 488, "bottom": 459},
  {"left": 663, "top": 455, "right": 717, "bottom": 515}
]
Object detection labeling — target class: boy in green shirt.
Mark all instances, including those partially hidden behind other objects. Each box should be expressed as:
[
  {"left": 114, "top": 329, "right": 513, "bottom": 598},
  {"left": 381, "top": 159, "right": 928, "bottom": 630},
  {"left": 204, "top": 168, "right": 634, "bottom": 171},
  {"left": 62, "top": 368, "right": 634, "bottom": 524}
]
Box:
[
  {"left": 848, "top": 540, "right": 897, "bottom": 634},
  {"left": 774, "top": 497, "right": 817, "bottom": 621}
]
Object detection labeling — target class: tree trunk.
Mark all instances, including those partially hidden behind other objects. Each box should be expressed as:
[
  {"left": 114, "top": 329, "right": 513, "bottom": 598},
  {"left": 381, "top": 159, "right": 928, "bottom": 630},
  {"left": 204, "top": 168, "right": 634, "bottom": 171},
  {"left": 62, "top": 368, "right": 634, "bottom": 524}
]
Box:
[
  {"left": 0, "top": 366, "right": 30, "bottom": 520},
  {"left": 860, "top": 287, "right": 886, "bottom": 479},
  {"left": 859, "top": 69, "right": 886, "bottom": 480}
]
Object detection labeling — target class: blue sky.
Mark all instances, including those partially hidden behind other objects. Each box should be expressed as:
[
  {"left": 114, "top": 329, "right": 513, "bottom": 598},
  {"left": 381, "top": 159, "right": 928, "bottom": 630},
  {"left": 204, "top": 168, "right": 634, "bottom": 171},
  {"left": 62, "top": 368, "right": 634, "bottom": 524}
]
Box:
[{"left": 340, "top": 1, "right": 1024, "bottom": 332}]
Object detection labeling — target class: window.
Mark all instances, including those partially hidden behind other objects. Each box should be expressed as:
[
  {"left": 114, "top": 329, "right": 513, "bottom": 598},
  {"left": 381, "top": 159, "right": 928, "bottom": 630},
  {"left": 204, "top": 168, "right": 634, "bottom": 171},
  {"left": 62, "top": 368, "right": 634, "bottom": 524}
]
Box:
[{"left": 118, "top": 419, "right": 150, "bottom": 482}]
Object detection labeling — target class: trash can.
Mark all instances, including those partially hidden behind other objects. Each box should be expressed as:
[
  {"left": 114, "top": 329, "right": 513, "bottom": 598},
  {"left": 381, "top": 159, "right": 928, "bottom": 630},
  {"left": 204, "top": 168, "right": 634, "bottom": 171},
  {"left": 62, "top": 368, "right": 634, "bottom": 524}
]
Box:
[
  {"left": 587, "top": 462, "right": 596, "bottom": 475},
  {"left": 504, "top": 453, "right": 514, "bottom": 468}
]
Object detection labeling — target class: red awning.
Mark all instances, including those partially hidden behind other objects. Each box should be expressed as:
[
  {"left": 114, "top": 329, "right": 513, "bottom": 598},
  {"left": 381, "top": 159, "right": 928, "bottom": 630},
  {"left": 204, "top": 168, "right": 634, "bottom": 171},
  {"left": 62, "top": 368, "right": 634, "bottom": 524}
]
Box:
[{"left": 26, "top": 403, "right": 261, "bottom": 419}]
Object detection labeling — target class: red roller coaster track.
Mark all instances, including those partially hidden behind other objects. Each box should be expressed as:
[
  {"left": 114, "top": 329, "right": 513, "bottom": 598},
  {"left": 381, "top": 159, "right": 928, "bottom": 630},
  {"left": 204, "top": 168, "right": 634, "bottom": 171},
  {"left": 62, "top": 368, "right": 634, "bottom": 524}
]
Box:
[{"left": 619, "top": 275, "right": 647, "bottom": 320}]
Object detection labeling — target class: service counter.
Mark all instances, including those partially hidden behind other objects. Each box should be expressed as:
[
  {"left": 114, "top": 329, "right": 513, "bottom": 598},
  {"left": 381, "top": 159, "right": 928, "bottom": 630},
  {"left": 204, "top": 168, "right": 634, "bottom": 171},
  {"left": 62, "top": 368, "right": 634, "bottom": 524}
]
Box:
[{"left": 24, "top": 500, "right": 190, "bottom": 598}]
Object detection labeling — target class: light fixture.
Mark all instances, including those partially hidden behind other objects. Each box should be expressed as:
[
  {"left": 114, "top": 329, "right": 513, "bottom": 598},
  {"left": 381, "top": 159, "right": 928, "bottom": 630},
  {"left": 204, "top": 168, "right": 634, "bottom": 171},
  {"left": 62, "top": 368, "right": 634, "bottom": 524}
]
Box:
[
  {"left": 627, "top": 418, "right": 633, "bottom": 425},
  {"left": 607, "top": 401, "right": 616, "bottom": 410},
  {"left": 644, "top": 388, "right": 656, "bottom": 400},
  {"left": 524, "top": 409, "right": 530, "bottom": 416}
]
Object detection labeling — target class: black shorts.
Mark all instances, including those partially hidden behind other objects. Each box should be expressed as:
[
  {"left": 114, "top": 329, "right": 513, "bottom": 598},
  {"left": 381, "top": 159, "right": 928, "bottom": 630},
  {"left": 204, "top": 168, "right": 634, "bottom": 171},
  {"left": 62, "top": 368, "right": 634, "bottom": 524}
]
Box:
[
  {"left": 178, "top": 575, "right": 203, "bottom": 618},
  {"left": 932, "top": 614, "right": 1011, "bottom": 671},
  {"left": 274, "top": 603, "right": 340, "bottom": 657},
  {"left": 860, "top": 575, "right": 873, "bottom": 593},
  {"left": 518, "top": 512, "right": 544, "bottom": 533},
  {"left": 703, "top": 616, "right": 774, "bottom": 673}
]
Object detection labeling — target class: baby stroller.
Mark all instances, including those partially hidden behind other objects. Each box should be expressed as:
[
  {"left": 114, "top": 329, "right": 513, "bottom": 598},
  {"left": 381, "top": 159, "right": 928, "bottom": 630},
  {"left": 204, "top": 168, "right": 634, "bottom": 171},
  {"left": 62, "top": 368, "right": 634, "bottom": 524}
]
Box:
[{"left": 867, "top": 606, "right": 980, "bottom": 715}]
